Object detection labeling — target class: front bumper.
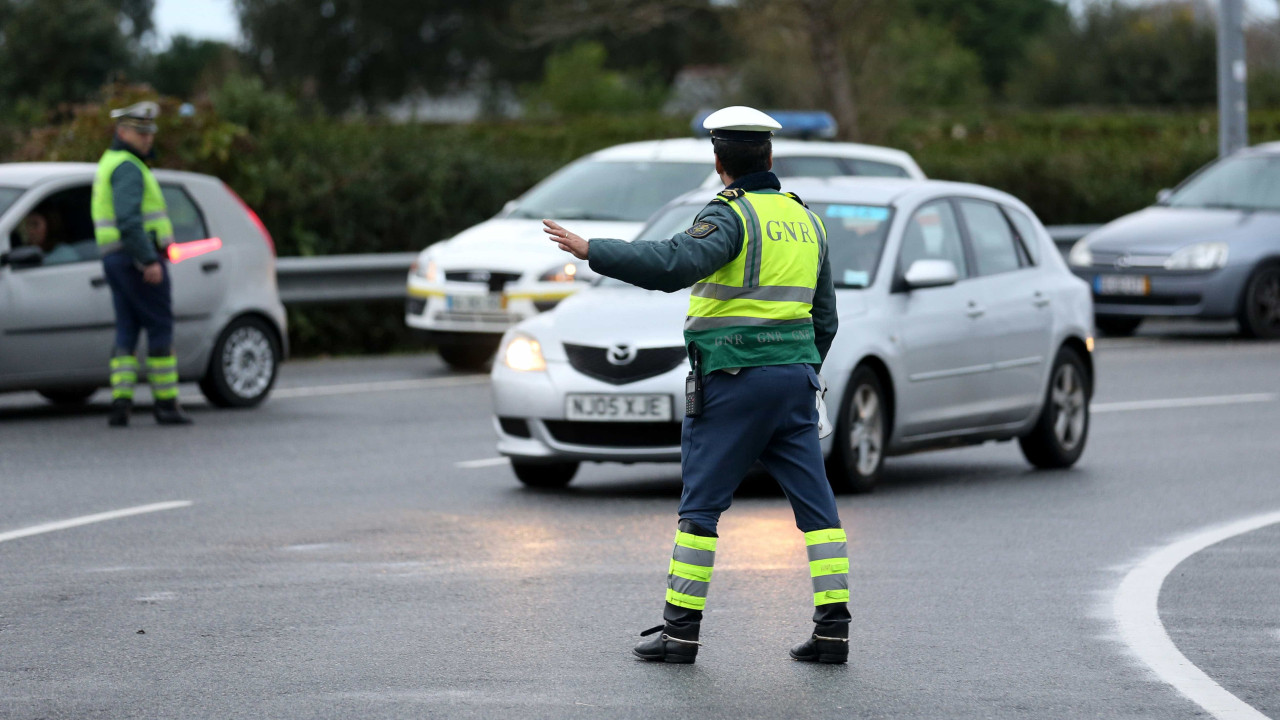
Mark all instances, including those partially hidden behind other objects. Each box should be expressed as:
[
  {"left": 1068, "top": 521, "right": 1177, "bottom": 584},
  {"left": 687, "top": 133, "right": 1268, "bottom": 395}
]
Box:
[
  {"left": 1070, "top": 264, "right": 1250, "bottom": 319},
  {"left": 491, "top": 358, "right": 685, "bottom": 463},
  {"left": 405, "top": 277, "right": 581, "bottom": 334}
]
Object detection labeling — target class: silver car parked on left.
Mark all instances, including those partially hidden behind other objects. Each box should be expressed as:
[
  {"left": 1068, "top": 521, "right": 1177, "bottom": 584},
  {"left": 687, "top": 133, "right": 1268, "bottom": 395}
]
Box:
[{"left": 0, "top": 163, "right": 287, "bottom": 407}]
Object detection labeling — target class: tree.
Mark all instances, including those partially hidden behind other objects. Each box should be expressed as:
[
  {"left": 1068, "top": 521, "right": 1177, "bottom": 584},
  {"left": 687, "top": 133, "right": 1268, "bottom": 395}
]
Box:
[
  {"left": 148, "top": 36, "right": 239, "bottom": 99},
  {"left": 909, "top": 0, "right": 1066, "bottom": 92},
  {"left": 0, "top": 0, "right": 145, "bottom": 108}
]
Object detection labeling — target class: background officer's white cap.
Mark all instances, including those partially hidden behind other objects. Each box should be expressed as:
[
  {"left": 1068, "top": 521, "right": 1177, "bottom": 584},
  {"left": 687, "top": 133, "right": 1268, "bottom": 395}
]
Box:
[
  {"left": 702, "top": 106, "right": 781, "bottom": 143},
  {"left": 110, "top": 101, "right": 160, "bottom": 133}
]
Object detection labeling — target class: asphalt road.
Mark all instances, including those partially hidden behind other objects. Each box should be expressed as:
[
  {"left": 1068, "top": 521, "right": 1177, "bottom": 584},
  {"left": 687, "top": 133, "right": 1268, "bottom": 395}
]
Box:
[{"left": 2, "top": 320, "right": 1278, "bottom": 719}]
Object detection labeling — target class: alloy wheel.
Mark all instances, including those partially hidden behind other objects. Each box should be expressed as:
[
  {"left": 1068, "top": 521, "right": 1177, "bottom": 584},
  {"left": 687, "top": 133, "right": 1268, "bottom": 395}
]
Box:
[
  {"left": 1050, "top": 364, "right": 1087, "bottom": 451},
  {"left": 849, "top": 384, "right": 884, "bottom": 476},
  {"left": 221, "top": 326, "right": 274, "bottom": 400}
]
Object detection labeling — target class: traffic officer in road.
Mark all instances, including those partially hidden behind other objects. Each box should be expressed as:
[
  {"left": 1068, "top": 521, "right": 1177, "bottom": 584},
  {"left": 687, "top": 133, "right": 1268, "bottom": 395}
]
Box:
[
  {"left": 93, "top": 101, "right": 192, "bottom": 427},
  {"left": 544, "top": 106, "right": 849, "bottom": 664}
]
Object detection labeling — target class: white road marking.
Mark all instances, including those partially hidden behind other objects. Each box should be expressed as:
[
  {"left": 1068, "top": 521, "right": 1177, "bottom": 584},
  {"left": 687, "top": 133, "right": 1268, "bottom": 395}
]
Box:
[
  {"left": 1093, "top": 393, "right": 1277, "bottom": 414},
  {"left": 456, "top": 457, "right": 510, "bottom": 469},
  {"left": 1113, "top": 509, "right": 1280, "bottom": 720},
  {"left": 0, "top": 501, "right": 193, "bottom": 544},
  {"left": 271, "top": 375, "right": 487, "bottom": 399}
]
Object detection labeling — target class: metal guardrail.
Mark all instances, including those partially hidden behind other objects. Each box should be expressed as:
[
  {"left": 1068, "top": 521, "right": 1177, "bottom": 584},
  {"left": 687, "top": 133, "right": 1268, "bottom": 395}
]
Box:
[{"left": 275, "top": 225, "right": 1104, "bottom": 305}]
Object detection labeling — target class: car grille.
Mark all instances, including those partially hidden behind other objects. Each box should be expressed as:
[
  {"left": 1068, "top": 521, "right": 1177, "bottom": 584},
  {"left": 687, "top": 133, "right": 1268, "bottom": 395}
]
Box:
[
  {"left": 445, "top": 270, "right": 522, "bottom": 293},
  {"left": 406, "top": 297, "right": 426, "bottom": 315},
  {"left": 563, "top": 344, "right": 687, "bottom": 385},
  {"left": 543, "top": 421, "right": 682, "bottom": 448}
]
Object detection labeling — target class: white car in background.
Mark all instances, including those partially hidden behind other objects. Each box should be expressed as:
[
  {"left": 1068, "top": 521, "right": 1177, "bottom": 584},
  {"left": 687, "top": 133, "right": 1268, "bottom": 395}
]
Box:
[
  {"left": 491, "top": 177, "right": 1095, "bottom": 490},
  {"left": 406, "top": 130, "right": 924, "bottom": 369}
]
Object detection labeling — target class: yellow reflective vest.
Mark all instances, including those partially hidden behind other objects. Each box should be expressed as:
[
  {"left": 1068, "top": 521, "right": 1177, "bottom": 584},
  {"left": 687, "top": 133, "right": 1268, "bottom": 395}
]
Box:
[{"left": 91, "top": 149, "right": 174, "bottom": 257}]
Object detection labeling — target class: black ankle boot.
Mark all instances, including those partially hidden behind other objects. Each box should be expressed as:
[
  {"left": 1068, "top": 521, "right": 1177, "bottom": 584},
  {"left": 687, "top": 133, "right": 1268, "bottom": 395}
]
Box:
[
  {"left": 789, "top": 632, "right": 848, "bottom": 664},
  {"left": 633, "top": 625, "right": 699, "bottom": 664},
  {"left": 153, "top": 399, "right": 193, "bottom": 425},
  {"left": 108, "top": 399, "right": 131, "bottom": 427}
]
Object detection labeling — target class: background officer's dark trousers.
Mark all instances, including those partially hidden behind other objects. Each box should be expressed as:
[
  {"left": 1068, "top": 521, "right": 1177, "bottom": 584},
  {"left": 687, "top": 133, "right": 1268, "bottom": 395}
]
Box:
[
  {"left": 661, "top": 363, "right": 851, "bottom": 641},
  {"left": 102, "top": 252, "right": 179, "bottom": 404}
]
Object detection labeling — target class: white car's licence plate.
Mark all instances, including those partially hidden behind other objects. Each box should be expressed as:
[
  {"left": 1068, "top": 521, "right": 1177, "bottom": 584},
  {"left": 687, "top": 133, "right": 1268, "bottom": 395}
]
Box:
[
  {"left": 565, "top": 394, "right": 673, "bottom": 422},
  {"left": 446, "top": 293, "right": 505, "bottom": 312},
  {"left": 1094, "top": 274, "right": 1150, "bottom": 296}
]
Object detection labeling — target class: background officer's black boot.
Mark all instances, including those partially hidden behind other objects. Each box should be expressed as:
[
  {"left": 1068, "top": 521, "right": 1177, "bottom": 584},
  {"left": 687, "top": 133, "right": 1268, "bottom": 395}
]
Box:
[
  {"left": 790, "top": 602, "right": 850, "bottom": 664},
  {"left": 108, "top": 399, "right": 132, "bottom": 427},
  {"left": 153, "top": 399, "right": 193, "bottom": 425}
]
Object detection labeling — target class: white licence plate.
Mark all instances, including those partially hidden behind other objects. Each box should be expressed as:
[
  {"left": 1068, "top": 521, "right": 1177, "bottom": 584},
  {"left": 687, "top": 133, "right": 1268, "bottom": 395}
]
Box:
[
  {"left": 565, "top": 394, "right": 673, "bottom": 422},
  {"left": 1094, "top": 274, "right": 1150, "bottom": 296},
  {"left": 446, "top": 293, "right": 505, "bottom": 312}
]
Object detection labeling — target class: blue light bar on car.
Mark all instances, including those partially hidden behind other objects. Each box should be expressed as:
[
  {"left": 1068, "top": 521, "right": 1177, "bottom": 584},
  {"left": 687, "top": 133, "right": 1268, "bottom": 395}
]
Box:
[{"left": 690, "top": 110, "right": 838, "bottom": 140}]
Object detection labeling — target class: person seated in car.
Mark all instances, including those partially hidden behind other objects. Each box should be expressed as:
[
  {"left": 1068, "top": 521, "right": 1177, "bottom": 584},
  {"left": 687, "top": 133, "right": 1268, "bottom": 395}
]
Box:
[{"left": 20, "top": 204, "right": 78, "bottom": 265}]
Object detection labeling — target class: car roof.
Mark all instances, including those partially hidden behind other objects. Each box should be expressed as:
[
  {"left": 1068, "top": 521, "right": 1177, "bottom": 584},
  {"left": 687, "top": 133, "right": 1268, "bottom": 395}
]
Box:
[
  {"left": 588, "top": 137, "right": 920, "bottom": 170},
  {"left": 1237, "top": 142, "right": 1280, "bottom": 156},
  {"left": 660, "top": 177, "right": 1025, "bottom": 210},
  {"left": 0, "top": 161, "right": 214, "bottom": 188}
]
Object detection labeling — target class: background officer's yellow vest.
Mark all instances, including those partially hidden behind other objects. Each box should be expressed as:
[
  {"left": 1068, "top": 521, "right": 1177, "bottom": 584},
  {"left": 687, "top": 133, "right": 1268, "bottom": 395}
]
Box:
[
  {"left": 684, "top": 190, "right": 827, "bottom": 372},
  {"left": 91, "top": 150, "right": 175, "bottom": 255}
]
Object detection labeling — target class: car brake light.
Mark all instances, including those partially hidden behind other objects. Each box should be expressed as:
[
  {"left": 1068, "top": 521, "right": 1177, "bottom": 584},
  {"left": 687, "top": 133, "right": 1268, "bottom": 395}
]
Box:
[
  {"left": 168, "top": 237, "right": 223, "bottom": 263},
  {"left": 224, "top": 183, "right": 276, "bottom": 256}
]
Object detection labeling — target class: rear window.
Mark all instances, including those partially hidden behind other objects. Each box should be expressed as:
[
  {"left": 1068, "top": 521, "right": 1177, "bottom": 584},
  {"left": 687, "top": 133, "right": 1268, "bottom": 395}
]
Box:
[
  {"left": 773, "top": 156, "right": 848, "bottom": 179},
  {"left": 507, "top": 160, "right": 711, "bottom": 223},
  {"left": 849, "top": 159, "right": 910, "bottom": 178},
  {"left": 161, "top": 185, "right": 209, "bottom": 242}
]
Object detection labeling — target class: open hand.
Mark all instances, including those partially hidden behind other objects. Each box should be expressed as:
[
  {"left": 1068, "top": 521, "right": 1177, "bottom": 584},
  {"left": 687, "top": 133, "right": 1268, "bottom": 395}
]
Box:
[
  {"left": 542, "top": 219, "right": 589, "bottom": 260},
  {"left": 142, "top": 262, "right": 163, "bottom": 285}
]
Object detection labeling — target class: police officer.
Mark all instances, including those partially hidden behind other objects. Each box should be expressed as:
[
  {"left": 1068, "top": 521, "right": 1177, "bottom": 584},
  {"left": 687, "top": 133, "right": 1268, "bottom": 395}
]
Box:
[
  {"left": 543, "top": 106, "right": 849, "bottom": 664},
  {"left": 92, "top": 101, "right": 192, "bottom": 427}
]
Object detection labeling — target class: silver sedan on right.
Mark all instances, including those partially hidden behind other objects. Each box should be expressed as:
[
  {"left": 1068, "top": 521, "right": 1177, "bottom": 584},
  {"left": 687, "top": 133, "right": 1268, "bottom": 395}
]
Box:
[{"left": 492, "top": 178, "right": 1096, "bottom": 491}]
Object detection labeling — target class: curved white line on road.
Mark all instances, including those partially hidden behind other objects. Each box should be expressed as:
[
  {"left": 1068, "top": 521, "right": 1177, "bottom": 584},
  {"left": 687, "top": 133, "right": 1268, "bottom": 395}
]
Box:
[
  {"left": 1114, "top": 509, "right": 1280, "bottom": 720},
  {"left": 0, "top": 501, "right": 193, "bottom": 544}
]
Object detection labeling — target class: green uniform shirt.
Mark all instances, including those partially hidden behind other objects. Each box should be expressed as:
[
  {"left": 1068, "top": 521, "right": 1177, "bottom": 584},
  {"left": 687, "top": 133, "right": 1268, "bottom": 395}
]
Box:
[{"left": 587, "top": 171, "right": 838, "bottom": 373}]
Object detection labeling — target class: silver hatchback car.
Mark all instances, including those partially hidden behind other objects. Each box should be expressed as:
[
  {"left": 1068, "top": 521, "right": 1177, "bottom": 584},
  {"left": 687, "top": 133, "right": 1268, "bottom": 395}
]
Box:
[
  {"left": 0, "top": 163, "right": 287, "bottom": 407},
  {"left": 491, "top": 178, "right": 1095, "bottom": 490}
]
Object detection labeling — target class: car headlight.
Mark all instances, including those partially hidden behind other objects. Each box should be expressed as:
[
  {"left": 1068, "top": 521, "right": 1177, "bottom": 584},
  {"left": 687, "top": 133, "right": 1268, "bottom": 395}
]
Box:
[
  {"left": 412, "top": 258, "right": 438, "bottom": 282},
  {"left": 538, "top": 260, "right": 597, "bottom": 283},
  {"left": 503, "top": 334, "right": 546, "bottom": 372},
  {"left": 1068, "top": 239, "right": 1093, "bottom": 268},
  {"left": 1164, "top": 241, "right": 1228, "bottom": 270}
]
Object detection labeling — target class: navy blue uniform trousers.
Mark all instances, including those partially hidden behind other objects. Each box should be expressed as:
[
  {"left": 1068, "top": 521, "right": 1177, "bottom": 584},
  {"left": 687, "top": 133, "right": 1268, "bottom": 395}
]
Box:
[
  {"left": 678, "top": 363, "right": 841, "bottom": 534},
  {"left": 102, "top": 252, "right": 174, "bottom": 354}
]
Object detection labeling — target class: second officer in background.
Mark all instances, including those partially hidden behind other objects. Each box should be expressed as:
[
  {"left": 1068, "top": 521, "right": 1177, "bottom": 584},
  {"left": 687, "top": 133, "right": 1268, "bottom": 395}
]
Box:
[
  {"left": 544, "top": 106, "right": 850, "bottom": 664},
  {"left": 92, "top": 101, "right": 193, "bottom": 427}
]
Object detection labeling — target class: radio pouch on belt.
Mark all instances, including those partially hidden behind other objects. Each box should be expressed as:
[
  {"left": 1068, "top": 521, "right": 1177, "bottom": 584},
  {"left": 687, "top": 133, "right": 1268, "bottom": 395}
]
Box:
[{"left": 685, "top": 346, "right": 703, "bottom": 418}]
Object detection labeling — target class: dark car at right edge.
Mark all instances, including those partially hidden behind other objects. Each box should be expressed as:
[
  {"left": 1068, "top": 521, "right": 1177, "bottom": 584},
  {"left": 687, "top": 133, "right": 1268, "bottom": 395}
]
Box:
[{"left": 1068, "top": 142, "right": 1280, "bottom": 338}]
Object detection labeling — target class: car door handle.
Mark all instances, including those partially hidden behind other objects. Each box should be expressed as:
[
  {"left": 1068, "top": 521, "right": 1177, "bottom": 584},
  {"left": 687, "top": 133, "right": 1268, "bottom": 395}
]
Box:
[
  {"left": 1033, "top": 291, "right": 1051, "bottom": 308},
  {"left": 966, "top": 301, "right": 985, "bottom": 318},
  {"left": 90, "top": 276, "right": 107, "bottom": 288},
  {"left": 201, "top": 261, "right": 220, "bottom": 274}
]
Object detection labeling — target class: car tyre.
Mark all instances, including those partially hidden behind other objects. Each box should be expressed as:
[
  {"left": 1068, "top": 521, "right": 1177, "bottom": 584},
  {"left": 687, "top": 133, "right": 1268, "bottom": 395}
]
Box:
[
  {"left": 199, "top": 316, "right": 280, "bottom": 408},
  {"left": 826, "top": 366, "right": 887, "bottom": 494},
  {"left": 38, "top": 386, "right": 98, "bottom": 406},
  {"left": 437, "top": 341, "right": 497, "bottom": 371},
  {"left": 1237, "top": 262, "right": 1280, "bottom": 339},
  {"left": 512, "top": 460, "right": 579, "bottom": 488},
  {"left": 1019, "top": 346, "right": 1090, "bottom": 469},
  {"left": 1095, "top": 316, "right": 1142, "bottom": 336}
]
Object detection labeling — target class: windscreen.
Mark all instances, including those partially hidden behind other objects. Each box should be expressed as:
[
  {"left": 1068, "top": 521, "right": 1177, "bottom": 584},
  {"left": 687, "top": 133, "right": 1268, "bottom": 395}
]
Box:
[
  {"left": 507, "top": 160, "right": 711, "bottom": 222},
  {"left": 0, "top": 187, "right": 23, "bottom": 218},
  {"left": 609, "top": 200, "right": 892, "bottom": 289},
  {"left": 1168, "top": 155, "right": 1280, "bottom": 212}
]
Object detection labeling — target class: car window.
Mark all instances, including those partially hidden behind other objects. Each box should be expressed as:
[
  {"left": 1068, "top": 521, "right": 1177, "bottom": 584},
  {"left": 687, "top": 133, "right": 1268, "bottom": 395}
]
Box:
[
  {"left": 814, "top": 203, "right": 892, "bottom": 288},
  {"left": 1168, "top": 155, "right": 1280, "bottom": 212},
  {"left": 0, "top": 186, "right": 23, "bottom": 217},
  {"left": 849, "top": 159, "right": 911, "bottom": 178},
  {"left": 773, "top": 156, "right": 847, "bottom": 179},
  {"left": 899, "top": 200, "right": 967, "bottom": 278},
  {"left": 8, "top": 185, "right": 98, "bottom": 267},
  {"left": 507, "top": 160, "right": 711, "bottom": 223},
  {"left": 161, "top": 185, "right": 209, "bottom": 242},
  {"left": 958, "top": 199, "right": 1023, "bottom": 276},
  {"left": 1002, "top": 205, "right": 1041, "bottom": 264}
]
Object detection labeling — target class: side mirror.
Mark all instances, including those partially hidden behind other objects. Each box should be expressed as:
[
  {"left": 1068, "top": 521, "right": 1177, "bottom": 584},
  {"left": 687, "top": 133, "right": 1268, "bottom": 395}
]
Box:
[
  {"left": 904, "top": 259, "right": 959, "bottom": 290},
  {"left": 1156, "top": 188, "right": 1173, "bottom": 205},
  {"left": 0, "top": 245, "right": 44, "bottom": 270}
]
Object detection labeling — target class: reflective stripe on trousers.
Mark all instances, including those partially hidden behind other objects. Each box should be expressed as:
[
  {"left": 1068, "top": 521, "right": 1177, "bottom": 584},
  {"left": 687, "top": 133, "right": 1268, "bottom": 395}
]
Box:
[
  {"left": 110, "top": 354, "right": 138, "bottom": 401},
  {"left": 666, "top": 530, "right": 716, "bottom": 610},
  {"left": 146, "top": 355, "right": 179, "bottom": 401},
  {"left": 805, "top": 528, "right": 850, "bottom": 605}
]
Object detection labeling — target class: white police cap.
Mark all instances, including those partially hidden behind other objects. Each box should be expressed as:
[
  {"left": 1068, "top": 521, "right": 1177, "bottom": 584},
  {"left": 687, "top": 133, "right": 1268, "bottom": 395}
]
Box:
[
  {"left": 702, "top": 106, "right": 781, "bottom": 143},
  {"left": 110, "top": 101, "right": 160, "bottom": 132}
]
